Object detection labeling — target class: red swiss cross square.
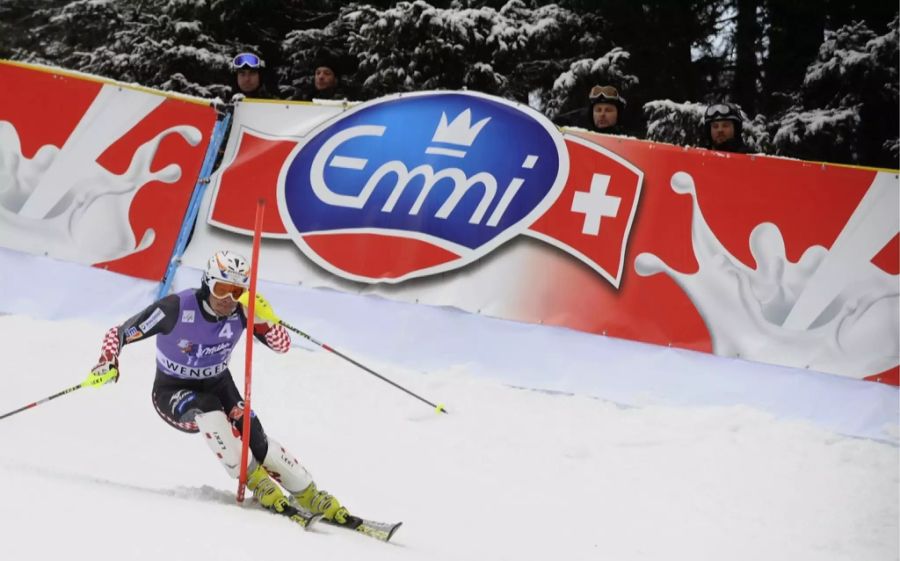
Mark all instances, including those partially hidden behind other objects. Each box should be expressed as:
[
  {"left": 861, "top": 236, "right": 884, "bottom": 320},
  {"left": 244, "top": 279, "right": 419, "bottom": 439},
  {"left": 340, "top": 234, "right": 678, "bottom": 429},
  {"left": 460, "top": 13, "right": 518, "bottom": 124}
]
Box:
[{"left": 527, "top": 134, "right": 643, "bottom": 287}]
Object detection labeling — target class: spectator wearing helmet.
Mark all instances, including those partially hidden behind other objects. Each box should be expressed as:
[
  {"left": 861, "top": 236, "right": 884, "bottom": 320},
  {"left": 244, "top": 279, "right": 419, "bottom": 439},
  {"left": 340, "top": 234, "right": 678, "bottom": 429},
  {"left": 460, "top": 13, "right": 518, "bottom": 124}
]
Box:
[
  {"left": 587, "top": 85, "right": 626, "bottom": 135},
  {"left": 553, "top": 84, "right": 627, "bottom": 136},
  {"left": 703, "top": 102, "right": 746, "bottom": 153},
  {"left": 230, "top": 52, "right": 273, "bottom": 100},
  {"left": 210, "top": 52, "right": 275, "bottom": 172}
]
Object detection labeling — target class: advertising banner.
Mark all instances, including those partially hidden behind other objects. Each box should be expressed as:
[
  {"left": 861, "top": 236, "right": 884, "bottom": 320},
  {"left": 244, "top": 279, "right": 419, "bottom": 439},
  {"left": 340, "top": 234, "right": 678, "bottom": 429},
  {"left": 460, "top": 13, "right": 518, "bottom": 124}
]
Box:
[
  {"left": 183, "top": 93, "right": 899, "bottom": 384},
  {"left": 0, "top": 61, "right": 217, "bottom": 281}
]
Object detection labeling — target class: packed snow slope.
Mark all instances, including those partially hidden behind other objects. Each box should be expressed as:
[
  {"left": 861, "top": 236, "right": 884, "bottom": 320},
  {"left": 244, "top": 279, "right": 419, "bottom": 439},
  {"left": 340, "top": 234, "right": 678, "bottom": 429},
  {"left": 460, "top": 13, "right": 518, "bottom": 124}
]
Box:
[{"left": 0, "top": 311, "right": 897, "bottom": 561}]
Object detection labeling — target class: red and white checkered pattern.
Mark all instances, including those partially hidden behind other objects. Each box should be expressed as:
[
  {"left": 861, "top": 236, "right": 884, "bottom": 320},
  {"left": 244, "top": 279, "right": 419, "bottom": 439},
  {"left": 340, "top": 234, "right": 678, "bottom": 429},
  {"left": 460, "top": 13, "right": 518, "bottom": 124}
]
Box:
[
  {"left": 264, "top": 324, "right": 291, "bottom": 353},
  {"left": 98, "top": 326, "right": 121, "bottom": 363}
]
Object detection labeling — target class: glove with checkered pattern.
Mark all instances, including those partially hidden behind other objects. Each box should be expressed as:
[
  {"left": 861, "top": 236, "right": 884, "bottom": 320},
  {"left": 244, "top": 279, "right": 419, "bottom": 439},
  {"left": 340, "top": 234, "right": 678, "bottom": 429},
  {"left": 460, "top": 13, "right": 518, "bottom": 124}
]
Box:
[
  {"left": 238, "top": 293, "right": 291, "bottom": 353},
  {"left": 88, "top": 326, "right": 121, "bottom": 386}
]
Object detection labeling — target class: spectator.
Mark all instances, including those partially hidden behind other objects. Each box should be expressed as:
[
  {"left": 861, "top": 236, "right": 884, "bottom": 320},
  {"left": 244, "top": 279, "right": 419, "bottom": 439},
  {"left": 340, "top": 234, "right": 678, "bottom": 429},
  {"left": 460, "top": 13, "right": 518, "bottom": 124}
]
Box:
[
  {"left": 209, "top": 52, "right": 275, "bottom": 176},
  {"left": 587, "top": 85, "right": 626, "bottom": 135},
  {"left": 230, "top": 52, "right": 273, "bottom": 100},
  {"left": 554, "top": 85, "right": 627, "bottom": 136},
  {"left": 703, "top": 102, "right": 747, "bottom": 153},
  {"left": 303, "top": 53, "right": 349, "bottom": 101}
]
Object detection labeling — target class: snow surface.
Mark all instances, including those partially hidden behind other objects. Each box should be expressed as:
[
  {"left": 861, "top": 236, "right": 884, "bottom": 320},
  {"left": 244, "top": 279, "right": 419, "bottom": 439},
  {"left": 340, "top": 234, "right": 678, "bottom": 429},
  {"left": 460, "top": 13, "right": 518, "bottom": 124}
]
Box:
[{"left": 1, "top": 311, "right": 897, "bottom": 560}]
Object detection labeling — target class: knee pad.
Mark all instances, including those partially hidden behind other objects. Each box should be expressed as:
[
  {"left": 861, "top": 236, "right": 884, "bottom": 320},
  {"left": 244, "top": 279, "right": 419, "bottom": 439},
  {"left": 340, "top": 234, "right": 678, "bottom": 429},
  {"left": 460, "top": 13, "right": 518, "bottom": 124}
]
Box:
[
  {"left": 262, "top": 438, "right": 313, "bottom": 493},
  {"left": 153, "top": 389, "right": 226, "bottom": 432},
  {"left": 195, "top": 411, "right": 244, "bottom": 478}
]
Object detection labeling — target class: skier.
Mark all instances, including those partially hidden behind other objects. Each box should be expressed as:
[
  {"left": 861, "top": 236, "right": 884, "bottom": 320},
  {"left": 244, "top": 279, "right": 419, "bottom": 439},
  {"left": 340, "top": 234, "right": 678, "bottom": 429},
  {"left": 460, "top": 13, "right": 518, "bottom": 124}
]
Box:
[{"left": 88, "top": 250, "right": 348, "bottom": 528}]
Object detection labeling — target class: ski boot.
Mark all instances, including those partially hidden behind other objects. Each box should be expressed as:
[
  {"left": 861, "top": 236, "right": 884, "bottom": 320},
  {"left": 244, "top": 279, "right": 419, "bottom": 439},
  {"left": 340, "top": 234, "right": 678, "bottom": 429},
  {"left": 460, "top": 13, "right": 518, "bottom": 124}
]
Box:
[
  {"left": 247, "top": 465, "right": 321, "bottom": 529},
  {"left": 293, "top": 481, "right": 350, "bottom": 524},
  {"left": 293, "top": 481, "right": 402, "bottom": 541}
]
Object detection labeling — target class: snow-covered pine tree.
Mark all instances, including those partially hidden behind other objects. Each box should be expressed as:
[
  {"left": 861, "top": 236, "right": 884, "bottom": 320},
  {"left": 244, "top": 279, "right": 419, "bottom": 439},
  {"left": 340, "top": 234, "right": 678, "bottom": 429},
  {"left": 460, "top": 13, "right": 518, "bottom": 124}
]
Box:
[
  {"left": 768, "top": 17, "right": 898, "bottom": 166},
  {"left": 8, "top": 0, "right": 235, "bottom": 99},
  {"left": 543, "top": 48, "right": 638, "bottom": 123},
  {"left": 279, "top": 0, "right": 610, "bottom": 104},
  {"left": 643, "top": 100, "right": 707, "bottom": 147},
  {"left": 4, "top": 0, "right": 326, "bottom": 101}
]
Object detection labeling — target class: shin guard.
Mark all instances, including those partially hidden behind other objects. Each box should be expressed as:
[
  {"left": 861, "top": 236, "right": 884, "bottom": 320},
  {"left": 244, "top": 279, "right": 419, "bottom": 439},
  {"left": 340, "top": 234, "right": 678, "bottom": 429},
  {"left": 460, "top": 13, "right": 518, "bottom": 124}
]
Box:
[
  {"left": 262, "top": 439, "right": 313, "bottom": 494},
  {"left": 195, "top": 411, "right": 245, "bottom": 478}
]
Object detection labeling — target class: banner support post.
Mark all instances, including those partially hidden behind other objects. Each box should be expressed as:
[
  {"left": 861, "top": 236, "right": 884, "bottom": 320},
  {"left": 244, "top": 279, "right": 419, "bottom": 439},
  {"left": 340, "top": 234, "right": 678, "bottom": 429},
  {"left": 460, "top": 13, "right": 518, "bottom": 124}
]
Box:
[{"left": 156, "top": 110, "right": 232, "bottom": 299}]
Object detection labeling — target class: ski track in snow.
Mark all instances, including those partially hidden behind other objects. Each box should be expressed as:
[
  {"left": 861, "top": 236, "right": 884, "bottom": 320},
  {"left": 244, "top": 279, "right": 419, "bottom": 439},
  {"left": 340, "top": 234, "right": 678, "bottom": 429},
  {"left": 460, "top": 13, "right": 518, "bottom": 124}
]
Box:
[{"left": 0, "top": 314, "right": 896, "bottom": 561}]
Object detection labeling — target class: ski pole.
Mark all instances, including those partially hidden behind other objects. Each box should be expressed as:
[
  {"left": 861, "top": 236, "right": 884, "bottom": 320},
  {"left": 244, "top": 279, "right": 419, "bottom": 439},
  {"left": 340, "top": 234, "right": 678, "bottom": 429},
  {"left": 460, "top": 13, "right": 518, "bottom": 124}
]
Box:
[
  {"left": 237, "top": 292, "right": 447, "bottom": 414},
  {"left": 0, "top": 366, "right": 119, "bottom": 421},
  {"left": 280, "top": 319, "right": 448, "bottom": 414}
]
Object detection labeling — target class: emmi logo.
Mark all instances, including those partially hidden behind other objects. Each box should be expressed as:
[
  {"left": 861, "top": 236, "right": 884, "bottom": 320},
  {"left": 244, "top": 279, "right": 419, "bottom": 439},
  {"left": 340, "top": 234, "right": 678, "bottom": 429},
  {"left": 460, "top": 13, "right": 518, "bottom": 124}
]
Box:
[{"left": 309, "top": 108, "right": 539, "bottom": 227}]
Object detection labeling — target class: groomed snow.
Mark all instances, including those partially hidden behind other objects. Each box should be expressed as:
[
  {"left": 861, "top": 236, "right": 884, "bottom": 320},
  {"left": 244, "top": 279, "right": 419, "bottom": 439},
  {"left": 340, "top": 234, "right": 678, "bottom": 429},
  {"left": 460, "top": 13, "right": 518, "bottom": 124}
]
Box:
[{"left": 0, "top": 312, "right": 896, "bottom": 561}]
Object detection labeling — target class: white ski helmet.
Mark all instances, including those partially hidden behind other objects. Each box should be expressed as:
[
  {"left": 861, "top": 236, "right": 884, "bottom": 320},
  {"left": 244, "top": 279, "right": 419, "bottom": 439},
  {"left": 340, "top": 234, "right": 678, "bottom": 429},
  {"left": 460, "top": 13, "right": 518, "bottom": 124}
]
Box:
[{"left": 202, "top": 250, "right": 250, "bottom": 289}]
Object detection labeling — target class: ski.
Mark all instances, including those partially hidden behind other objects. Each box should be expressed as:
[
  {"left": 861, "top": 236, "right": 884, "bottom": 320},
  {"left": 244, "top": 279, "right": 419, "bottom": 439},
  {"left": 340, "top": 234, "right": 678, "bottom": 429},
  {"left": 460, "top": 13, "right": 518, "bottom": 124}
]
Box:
[
  {"left": 322, "top": 514, "right": 402, "bottom": 542},
  {"left": 259, "top": 502, "right": 323, "bottom": 531}
]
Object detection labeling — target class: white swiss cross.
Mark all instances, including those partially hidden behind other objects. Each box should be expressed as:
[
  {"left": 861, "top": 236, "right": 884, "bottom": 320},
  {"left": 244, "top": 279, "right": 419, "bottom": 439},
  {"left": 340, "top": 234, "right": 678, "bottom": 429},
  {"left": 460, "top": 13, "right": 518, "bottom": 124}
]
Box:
[{"left": 571, "top": 173, "right": 621, "bottom": 236}]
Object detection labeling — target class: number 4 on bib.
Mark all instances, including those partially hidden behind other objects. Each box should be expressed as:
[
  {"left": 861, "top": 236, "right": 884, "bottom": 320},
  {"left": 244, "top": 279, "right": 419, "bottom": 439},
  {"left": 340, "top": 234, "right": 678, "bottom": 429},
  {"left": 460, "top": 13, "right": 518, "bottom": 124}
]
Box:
[{"left": 218, "top": 323, "right": 234, "bottom": 339}]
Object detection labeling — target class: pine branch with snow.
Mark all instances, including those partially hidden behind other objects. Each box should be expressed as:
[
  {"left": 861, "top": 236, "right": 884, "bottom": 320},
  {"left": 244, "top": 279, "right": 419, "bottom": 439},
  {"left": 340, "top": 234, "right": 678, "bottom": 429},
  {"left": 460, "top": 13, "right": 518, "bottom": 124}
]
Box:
[
  {"left": 769, "top": 17, "right": 898, "bottom": 166},
  {"left": 771, "top": 106, "right": 862, "bottom": 162},
  {"left": 543, "top": 48, "right": 638, "bottom": 120},
  {"left": 643, "top": 100, "right": 706, "bottom": 147}
]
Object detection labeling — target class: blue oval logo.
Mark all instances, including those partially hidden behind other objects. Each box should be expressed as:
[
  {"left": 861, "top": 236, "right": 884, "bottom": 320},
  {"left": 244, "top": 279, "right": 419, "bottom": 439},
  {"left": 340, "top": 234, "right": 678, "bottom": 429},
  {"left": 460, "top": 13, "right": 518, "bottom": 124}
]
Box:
[{"left": 278, "top": 91, "right": 568, "bottom": 282}]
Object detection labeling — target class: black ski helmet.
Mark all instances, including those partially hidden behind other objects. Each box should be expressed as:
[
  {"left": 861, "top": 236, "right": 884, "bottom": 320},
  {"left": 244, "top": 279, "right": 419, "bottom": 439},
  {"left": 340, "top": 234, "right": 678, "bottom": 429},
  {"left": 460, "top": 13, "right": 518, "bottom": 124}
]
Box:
[{"left": 703, "top": 102, "right": 744, "bottom": 137}]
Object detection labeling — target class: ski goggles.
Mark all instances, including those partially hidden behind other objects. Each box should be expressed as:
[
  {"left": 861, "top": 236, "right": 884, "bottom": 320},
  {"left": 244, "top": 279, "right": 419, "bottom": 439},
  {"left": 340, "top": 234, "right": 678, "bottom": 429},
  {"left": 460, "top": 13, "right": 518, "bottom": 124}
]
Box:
[
  {"left": 232, "top": 53, "right": 265, "bottom": 70},
  {"left": 705, "top": 104, "right": 734, "bottom": 119},
  {"left": 209, "top": 279, "right": 247, "bottom": 300},
  {"left": 589, "top": 85, "right": 626, "bottom": 106}
]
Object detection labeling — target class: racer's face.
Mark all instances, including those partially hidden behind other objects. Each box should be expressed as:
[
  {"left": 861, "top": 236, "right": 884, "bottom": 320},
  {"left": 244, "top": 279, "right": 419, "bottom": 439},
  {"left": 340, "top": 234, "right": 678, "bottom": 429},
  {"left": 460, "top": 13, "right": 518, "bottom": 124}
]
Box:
[{"left": 208, "top": 292, "right": 239, "bottom": 316}]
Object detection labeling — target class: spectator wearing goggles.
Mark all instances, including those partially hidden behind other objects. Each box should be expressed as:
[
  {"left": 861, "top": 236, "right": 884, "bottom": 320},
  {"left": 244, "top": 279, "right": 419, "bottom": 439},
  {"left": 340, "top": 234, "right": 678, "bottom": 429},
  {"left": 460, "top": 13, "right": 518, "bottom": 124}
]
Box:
[
  {"left": 230, "top": 52, "right": 273, "bottom": 100},
  {"left": 703, "top": 102, "right": 747, "bottom": 153},
  {"left": 588, "top": 85, "right": 626, "bottom": 135},
  {"left": 552, "top": 84, "right": 628, "bottom": 136}
]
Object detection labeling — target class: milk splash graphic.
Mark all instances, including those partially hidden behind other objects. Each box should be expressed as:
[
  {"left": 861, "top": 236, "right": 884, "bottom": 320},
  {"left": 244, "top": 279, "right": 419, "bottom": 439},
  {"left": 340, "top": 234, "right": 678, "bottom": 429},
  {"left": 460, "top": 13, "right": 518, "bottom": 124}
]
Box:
[
  {"left": 634, "top": 171, "right": 899, "bottom": 379},
  {"left": 0, "top": 85, "right": 202, "bottom": 264}
]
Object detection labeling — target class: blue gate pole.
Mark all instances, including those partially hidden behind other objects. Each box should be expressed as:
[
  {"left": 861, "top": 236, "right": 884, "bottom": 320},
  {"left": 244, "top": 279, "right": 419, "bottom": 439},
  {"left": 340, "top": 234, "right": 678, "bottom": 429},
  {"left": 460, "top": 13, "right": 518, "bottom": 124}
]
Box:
[{"left": 156, "top": 111, "right": 232, "bottom": 299}]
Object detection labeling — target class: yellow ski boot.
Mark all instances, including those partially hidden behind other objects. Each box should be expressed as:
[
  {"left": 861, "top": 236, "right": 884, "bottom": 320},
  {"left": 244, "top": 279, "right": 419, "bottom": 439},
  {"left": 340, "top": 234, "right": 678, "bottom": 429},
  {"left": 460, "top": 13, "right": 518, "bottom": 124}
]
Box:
[
  {"left": 247, "top": 465, "right": 321, "bottom": 529},
  {"left": 294, "top": 481, "right": 349, "bottom": 524}
]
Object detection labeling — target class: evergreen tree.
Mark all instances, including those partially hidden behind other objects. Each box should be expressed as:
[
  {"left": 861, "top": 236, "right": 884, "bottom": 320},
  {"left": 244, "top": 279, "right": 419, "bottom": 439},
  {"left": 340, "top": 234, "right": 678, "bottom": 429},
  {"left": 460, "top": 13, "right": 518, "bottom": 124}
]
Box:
[
  {"left": 0, "top": 0, "right": 895, "bottom": 166},
  {"left": 761, "top": 0, "right": 827, "bottom": 116},
  {"left": 543, "top": 48, "right": 638, "bottom": 120},
  {"left": 769, "top": 17, "right": 898, "bottom": 166},
  {"left": 280, "top": 0, "right": 613, "bottom": 104},
  {"left": 732, "top": 0, "right": 762, "bottom": 114}
]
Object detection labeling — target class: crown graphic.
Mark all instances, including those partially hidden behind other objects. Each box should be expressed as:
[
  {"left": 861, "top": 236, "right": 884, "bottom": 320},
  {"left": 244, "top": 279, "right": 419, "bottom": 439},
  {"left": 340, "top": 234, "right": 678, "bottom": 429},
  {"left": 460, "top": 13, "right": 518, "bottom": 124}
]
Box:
[{"left": 431, "top": 109, "right": 491, "bottom": 147}]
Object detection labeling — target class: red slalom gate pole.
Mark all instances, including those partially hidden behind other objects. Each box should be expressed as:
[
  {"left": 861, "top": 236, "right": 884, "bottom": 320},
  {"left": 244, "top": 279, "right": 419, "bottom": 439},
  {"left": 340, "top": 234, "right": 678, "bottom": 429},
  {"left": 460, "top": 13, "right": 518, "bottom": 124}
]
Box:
[{"left": 237, "top": 198, "right": 265, "bottom": 503}]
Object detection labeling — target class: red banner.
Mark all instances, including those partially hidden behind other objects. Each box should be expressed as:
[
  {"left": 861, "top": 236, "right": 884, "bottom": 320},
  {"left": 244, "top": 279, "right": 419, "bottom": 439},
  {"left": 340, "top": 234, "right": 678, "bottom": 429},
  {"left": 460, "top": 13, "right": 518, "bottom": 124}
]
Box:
[
  {"left": 556, "top": 131, "right": 899, "bottom": 384},
  {"left": 198, "top": 97, "right": 898, "bottom": 384},
  {"left": 0, "top": 61, "right": 217, "bottom": 280}
]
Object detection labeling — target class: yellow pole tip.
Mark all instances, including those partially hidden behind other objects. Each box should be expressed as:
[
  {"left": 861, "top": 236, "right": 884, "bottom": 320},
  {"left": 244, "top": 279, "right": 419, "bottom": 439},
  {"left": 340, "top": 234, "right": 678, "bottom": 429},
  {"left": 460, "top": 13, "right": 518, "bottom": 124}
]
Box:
[{"left": 435, "top": 403, "right": 446, "bottom": 413}]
